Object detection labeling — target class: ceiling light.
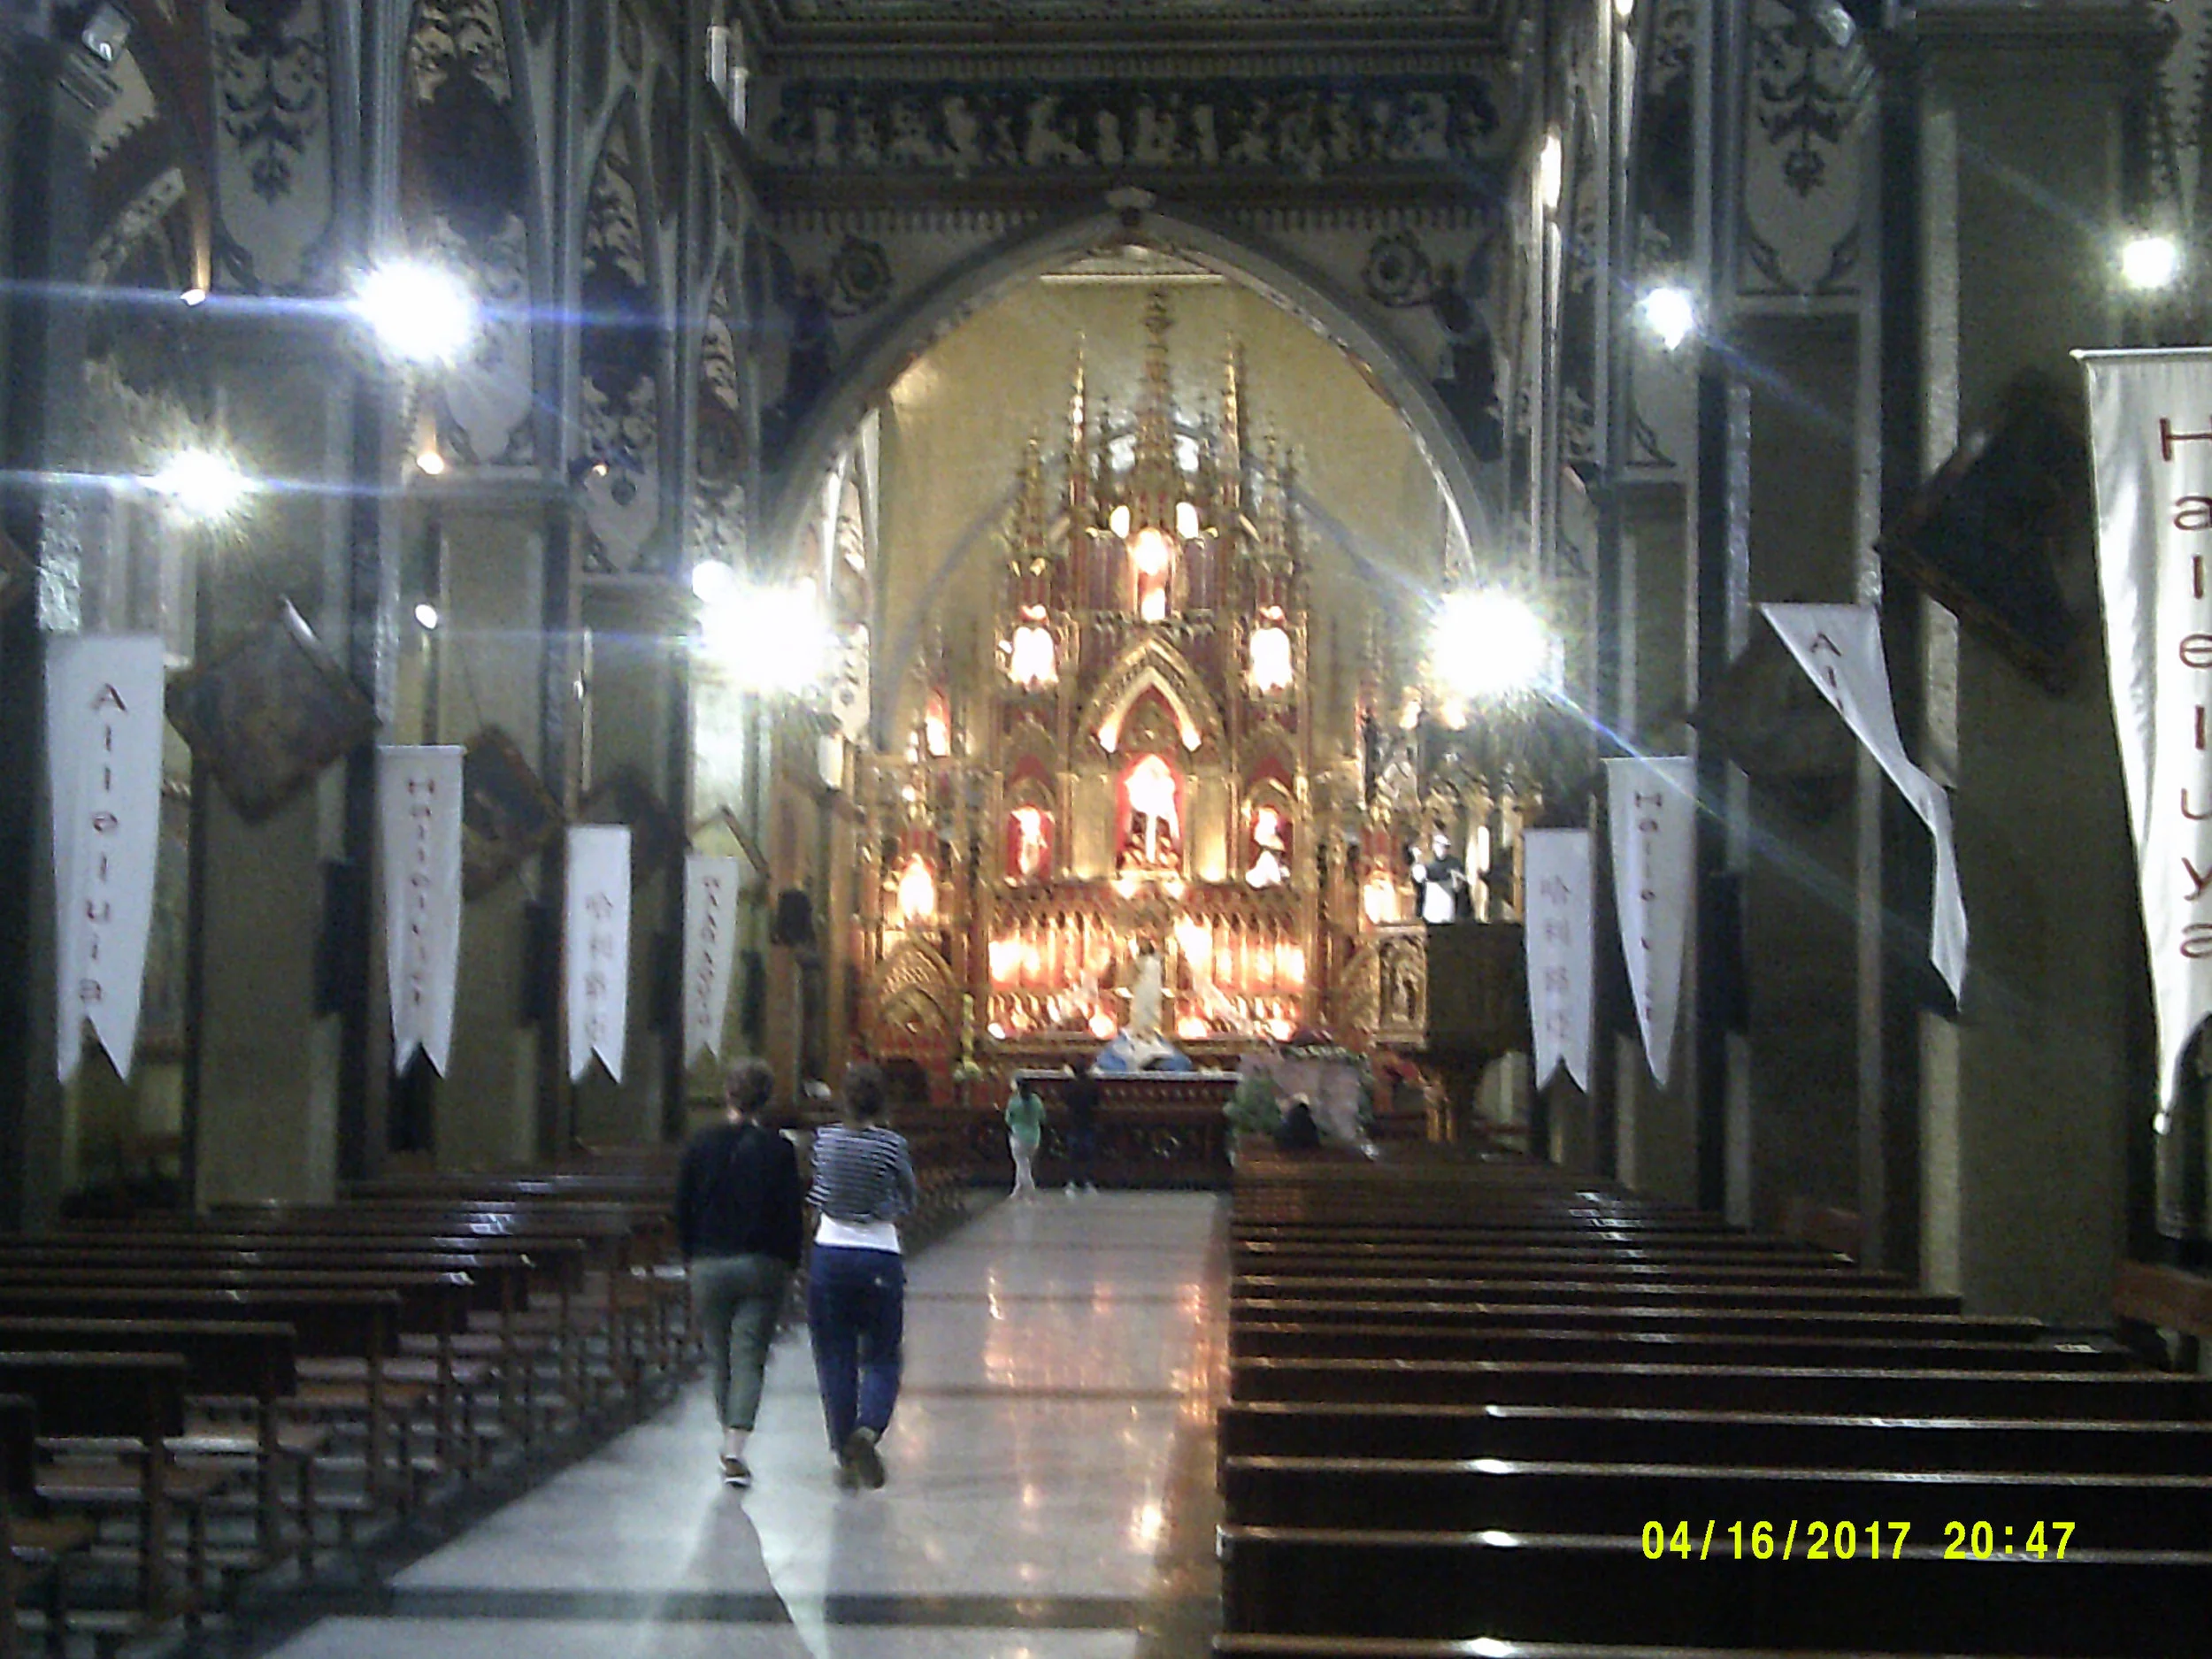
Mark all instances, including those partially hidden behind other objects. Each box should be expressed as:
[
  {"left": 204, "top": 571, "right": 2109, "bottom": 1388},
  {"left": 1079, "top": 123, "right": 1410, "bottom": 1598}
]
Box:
[
  {"left": 180, "top": 286, "right": 207, "bottom": 307},
  {"left": 1536, "top": 132, "right": 1563, "bottom": 215},
  {"left": 415, "top": 448, "right": 446, "bottom": 476},
  {"left": 414, "top": 603, "right": 440, "bottom": 631},
  {"left": 148, "top": 449, "right": 252, "bottom": 522},
  {"left": 691, "top": 559, "right": 737, "bottom": 603},
  {"left": 2120, "top": 234, "right": 2182, "bottom": 293},
  {"left": 1638, "top": 286, "right": 1698, "bottom": 351},
  {"left": 352, "top": 260, "right": 480, "bottom": 365}
]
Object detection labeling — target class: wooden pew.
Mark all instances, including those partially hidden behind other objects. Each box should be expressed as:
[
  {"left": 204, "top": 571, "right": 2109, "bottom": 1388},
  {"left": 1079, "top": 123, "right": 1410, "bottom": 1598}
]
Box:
[{"left": 0, "top": 1393, "right": 93, "bottom": 1659}]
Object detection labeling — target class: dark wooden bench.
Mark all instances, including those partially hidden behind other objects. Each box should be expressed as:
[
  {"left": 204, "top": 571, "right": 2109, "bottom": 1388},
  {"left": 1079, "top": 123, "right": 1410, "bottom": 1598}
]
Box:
[
  {"left": 1219, "top": 1399, "right": 2212, "bottom": 1474},
  {"left": 0, "top": 1393, "right": 94, "bottom": 1659},
  {"left": 1229, "top": 1323, "right": 2122, "bottom": 1370}
]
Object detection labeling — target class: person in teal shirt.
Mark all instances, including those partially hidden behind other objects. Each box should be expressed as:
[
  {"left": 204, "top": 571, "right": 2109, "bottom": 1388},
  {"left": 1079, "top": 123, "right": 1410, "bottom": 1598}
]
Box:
[{"left": 1005, "top": 1079, "right": 1045, "bottom": 1199}]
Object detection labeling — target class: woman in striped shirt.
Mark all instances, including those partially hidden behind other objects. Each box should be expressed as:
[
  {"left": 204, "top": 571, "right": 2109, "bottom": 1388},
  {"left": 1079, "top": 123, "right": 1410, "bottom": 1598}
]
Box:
[{"left": 806, "top": 1064, "right": 918, "bottom": 1490}]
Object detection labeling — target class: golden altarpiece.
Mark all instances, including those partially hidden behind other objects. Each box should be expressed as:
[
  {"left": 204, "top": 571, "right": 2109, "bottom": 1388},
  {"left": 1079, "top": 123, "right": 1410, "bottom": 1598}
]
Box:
[{"left": 848, "top": 296, "right": 1532, "bottom": 1103}]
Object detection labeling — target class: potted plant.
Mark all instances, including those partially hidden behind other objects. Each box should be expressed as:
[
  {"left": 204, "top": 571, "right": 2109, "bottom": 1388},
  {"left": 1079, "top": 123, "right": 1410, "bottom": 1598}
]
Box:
[{"left": 1222, "top": 1071, "right": 1284, "bottom": 1166}]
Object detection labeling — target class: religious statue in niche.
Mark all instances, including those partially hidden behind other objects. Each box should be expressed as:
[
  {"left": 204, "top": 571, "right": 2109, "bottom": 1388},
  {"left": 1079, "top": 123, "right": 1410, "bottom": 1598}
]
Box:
[
  {"left": 1407, "top": 827, "right": 1468, "bottom": 924},
  {"left": 1246, "top": 802, "right": 1291, "bottom": 889},
  {"left": 1118, "top": 753, "right": 1183, "bottom": 874},
  {"left": 1128, "top": 942, "right": 1165, "bottom": 1039},
  {"left": 1006, "top": 803, "right": 1054, "bottom": 883}
]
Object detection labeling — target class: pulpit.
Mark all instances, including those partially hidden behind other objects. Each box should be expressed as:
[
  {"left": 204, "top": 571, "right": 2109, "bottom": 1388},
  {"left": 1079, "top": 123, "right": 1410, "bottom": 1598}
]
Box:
[{"left": 1353, "top": 920, "right": 1529, "bottom": 1141}]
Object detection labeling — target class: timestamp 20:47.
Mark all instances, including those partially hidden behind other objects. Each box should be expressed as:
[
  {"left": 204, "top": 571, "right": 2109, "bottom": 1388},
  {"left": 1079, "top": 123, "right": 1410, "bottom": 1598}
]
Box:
[{"left": 1641, "top": 1520, "right": 2075, "bottom": 1561}]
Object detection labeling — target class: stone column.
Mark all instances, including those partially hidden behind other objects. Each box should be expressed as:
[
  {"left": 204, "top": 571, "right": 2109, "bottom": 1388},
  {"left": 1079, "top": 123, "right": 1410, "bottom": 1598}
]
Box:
[{"left": 1910, "top": 3, "right": 2156, "bottom": 1318}]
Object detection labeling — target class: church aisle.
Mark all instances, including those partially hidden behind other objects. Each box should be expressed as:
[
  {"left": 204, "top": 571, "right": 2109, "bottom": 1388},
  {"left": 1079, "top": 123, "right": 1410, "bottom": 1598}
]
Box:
[{"left": 255, "top": 1192, "right": 1226, "bottom": 1658}]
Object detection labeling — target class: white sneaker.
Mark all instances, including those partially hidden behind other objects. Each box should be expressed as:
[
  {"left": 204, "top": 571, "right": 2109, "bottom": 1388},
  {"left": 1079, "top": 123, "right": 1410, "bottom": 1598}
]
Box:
[{"left": 1064, "top": 1183, "right": 1077, "bottom": 1198}]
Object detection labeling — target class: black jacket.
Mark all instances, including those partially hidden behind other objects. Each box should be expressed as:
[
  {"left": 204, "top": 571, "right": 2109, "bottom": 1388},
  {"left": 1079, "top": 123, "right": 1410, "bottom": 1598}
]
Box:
[{"left": 674, "top": 1120, "right": 804, "bottom": 1266}]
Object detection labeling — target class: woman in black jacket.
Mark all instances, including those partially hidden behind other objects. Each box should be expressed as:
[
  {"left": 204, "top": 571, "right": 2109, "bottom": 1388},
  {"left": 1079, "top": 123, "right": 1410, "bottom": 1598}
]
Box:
[{"left": 675, "top": 1058, "right": 803, "bottom": 1487}]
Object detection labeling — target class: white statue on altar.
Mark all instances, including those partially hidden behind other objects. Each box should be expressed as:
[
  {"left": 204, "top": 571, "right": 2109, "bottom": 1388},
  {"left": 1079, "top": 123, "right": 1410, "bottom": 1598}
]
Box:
[{"left": 1130, "top": 947, "right": 1165, "bottom": 1039}]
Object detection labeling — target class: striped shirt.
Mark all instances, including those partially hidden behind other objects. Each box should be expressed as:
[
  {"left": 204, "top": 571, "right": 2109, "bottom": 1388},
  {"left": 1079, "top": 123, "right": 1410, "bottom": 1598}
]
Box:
[{"left": 809, "top": 1123, "right": 918, "bottom": 1227}]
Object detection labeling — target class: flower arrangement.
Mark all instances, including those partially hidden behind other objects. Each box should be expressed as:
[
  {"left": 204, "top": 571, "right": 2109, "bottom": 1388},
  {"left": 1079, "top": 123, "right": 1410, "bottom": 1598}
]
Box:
[{"left": 1223, "top": 1070, "right": 1284, "bottom": 1137}]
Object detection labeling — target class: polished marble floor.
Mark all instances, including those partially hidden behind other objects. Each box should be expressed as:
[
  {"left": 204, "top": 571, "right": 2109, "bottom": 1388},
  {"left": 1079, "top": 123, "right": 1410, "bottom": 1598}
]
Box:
[{"left": 245, "top": 1191, "right": 1228, "bottom": 1658}]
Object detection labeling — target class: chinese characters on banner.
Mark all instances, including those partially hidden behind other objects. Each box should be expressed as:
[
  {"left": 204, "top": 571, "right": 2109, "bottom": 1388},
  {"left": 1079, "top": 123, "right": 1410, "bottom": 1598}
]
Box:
[
  {"left": 1604, "top": 757, "right": 1696, "bottom": 1087},
  {"left": 47, "top": 634, "right": 165, "bottom": 1082},
  {"left": 377, "top": 748, "right": 465, "bottom": 1075},
  {"left": 565, "top": 826, "right": 632, "bottom": 1082},
  {"left": 1761, "top": 604, "right": 1967, "bottom": 1002},
  {"left": 2082, "top": 349, "right": 2212, "bottom": 1125},
  {"left": 1523, "top": 829, "right": 1594, "bottom": 1091},
  {"left": 682, "top": 854, "right": 742, "bottom": 1064}
]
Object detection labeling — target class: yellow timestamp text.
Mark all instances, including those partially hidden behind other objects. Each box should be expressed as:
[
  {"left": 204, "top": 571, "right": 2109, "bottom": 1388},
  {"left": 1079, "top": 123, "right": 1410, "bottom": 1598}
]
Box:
[{"left": 1640, "top": 1520, "right": 2075, "bottom": 1562}]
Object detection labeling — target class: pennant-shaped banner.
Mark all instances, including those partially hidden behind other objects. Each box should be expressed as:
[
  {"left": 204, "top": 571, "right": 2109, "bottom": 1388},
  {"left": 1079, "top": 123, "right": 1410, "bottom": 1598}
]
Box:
[
  {"left": 565, "top": 826, "right": 632, "bottom": 1082},
  {"left": 1761, "top": 603, "right": 1968, "bottom": 1002},
  {"left": 1606, "top": 757, "right": 1697, "bottom": 1087},
  {"left": 1524, "top": 828, "right": 1594, "bottom": 1091},
  {"left": 683, "top": 854, "right": 742, "bottom": 1064},
  {"left": 378, "top": 747, "right": 465, "bottom": 1076},
  {"left": 2082, "top": 348, "right": 2212, "bottom": 1123},
  {"left": 48, "top": 634, "right": 165, "bottom": 1083}
]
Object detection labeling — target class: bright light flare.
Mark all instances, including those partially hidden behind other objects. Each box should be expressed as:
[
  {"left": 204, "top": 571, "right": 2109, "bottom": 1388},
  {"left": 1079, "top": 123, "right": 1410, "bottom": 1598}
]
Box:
[
  {"left": 2120, "top": 234, "right": 2182, "bottom": 293},
  {"left": 1639, "top": 285, "right": 1698, "bottom": 350},
  {"left": 413, "top": 603, "right": 440, "bottom": 631},
  {"left": 1088, "top": 1010, "right": 1117, "bottom": 1041},
  {"left": 697, "top": 578, "right": 831, "bottom": 695},
  {"left": 1431, "top": 588, "right": 1553, "bottom": 703},
  {"left": 148, "top": 449, "right": 252, "bottom": 522},
  {"left": 353, "top": 260, "right": 480, "bottom": 365}
]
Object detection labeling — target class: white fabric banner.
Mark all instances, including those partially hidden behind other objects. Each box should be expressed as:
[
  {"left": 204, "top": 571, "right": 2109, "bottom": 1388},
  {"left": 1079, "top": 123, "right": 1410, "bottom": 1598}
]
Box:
[
  {"left": 1761, "top": 603, "right": 1968, "bottom": 1002},
  {"left": 1524, "top": 829, "right": 1594, "bottom": 1091},
  {"left": 377, "top": 747, "right": 465, "bottom": 1077},
  {"left": 47, "top": 634, "right": 165, "bottom": 1083},
  {"left": 1605, "top": 757, "right": 1698, "bottom": 1087},
  {"left": 565, "top": 826, "right": 632, "bottom": 1083},
  {"left": 682, "top": 854, "right": 742, "bottom": 1064},
  {"left": 2082, "top": 349, "right": 2212, "bottom": 1121}
]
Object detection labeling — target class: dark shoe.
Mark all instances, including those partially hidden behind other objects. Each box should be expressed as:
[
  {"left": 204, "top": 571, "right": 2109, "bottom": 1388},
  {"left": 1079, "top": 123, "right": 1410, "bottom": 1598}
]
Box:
[
  {"left": 842, "top": 1425, "right": 886, "bottom": 1489},
  {"left": 720, "top": 1455, "right": 751, "bottom": 1488},
  {"left": 833, "top": 1449, "right": 861, "bottom": 1491}
]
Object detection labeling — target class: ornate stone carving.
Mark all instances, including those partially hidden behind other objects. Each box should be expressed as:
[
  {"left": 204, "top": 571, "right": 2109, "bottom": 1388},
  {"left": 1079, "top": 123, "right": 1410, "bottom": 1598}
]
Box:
[
  {"left": 580, "top": 114, "right": 664, "bottom": 570},
  {"left": 211, "top": 0, "right": 334, "bottom": 291},
  {"left": 756, "top": 75, "right": 1508, "bottom": 179},
  {"left": 1736, "top": 0, "right": 1868, "bottom": 300}
]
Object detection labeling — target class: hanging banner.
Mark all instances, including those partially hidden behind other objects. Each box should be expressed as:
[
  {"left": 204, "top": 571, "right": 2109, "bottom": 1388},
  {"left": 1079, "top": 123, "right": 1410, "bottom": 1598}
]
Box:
[
  {"left": 1762, "top": 603, "right": 1968, "bottom": 1002},
  {"left": 565, "top": 826, "right": 632, "bottom": 1082},
  {"left": 1524, "top": 829, "right": 1594, "bottom": 1091},
  {"left": 377, "top": 747, "right": 465, "bottom": 1076},
  {"left": 683, "top": 853, "right": 742, "bottom": 1064},
  {"left": 47, "top": 634, "right": 166, "bottom": 1083},
  {"left": 1605, "top": 757, "right": 1697, "bottom": 1087},
  {"left": 2081, "top": 348, "right": 2212, "bottom": 1123}
]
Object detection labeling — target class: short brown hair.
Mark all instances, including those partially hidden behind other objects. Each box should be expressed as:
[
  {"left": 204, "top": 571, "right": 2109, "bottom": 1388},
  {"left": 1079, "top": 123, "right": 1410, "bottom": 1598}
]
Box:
[
  {"left": 724, "top": 1058, "right": 773, "bottom": 1115},
  {"left": 841, "top": 1064, "right": 887, "bottom": 1121}
]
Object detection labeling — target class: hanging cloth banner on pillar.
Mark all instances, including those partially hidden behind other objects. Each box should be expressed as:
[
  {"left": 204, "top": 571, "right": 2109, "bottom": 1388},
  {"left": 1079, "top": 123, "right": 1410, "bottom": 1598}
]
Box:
[
  {"left": 1605, "top": 757, "right": 1697, "bottom": 1087},
  {"left": 565, "top": 826, "right": 632, "bottom": 1082},
  {"left": 1524, "top": 828, "right": 1594, "bottom": 1091},
  {"left": 1761, "top": 603, "right": 1969, "bottom": 1002},
  {"left": 47, "top": 634, "right": 165, "bottom": 1083},
  {"left": 682, "top": 854, "right": 742, "bottom": 1064},
  {"left": 2081, "top": 348, "right": 2212, "bottom": 1124},
  {"left": 377, "top": 747, "right": 465, "bottom": 1077}
]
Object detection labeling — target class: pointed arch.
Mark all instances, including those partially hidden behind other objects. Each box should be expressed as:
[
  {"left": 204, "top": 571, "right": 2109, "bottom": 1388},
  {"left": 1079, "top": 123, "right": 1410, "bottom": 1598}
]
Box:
[{"left": 1079, "top": 636, "right": 1226, "bottom": 760}]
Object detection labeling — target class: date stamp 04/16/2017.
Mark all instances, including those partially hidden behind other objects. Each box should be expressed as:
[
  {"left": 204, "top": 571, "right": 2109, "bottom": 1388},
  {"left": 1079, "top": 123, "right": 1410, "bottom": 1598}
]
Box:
[{"left": 1641, "top": 1520, "right": 2076, "bottom": 1563}]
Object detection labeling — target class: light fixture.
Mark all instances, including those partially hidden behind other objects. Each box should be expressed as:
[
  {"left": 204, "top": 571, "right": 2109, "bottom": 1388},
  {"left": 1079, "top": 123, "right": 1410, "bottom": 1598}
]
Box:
[
  {"left": 1613, "top": 0, "right": 1634, "bottom": 19},
  {"left": 2120, "top": 233, "right": 2182, "bottom": 293},
  {"left": 352, "top": 259, "right": 480, "bottom": 365},
  {"left": 1536, "top": 132, "right": 1563, "bottom": 215},
  {"left": 1110, "top": 504, "right": 1132, "bottom": 539},
  {"left": 415, "top": 448, "right": 446, "bottom": 476},
  {"left": 1638, "top": 286, "right": 1698, "bottom": 351},
  {"left": 1088, "top": 1010, "right": 1117, "bottom": 1041},
  {"left": 698, "top": 577, "right": 831, "bottom": 695},
  {"left": 1430, "top": 588, "right": 1553, "bottom": 703},
  {"left": 690, "top": 558, "right": 737, "bottom": 603},
  {"left": 414, "top": 603, "right": 441, "bottom": 631},
  {"left": 75, "top": 2, "right": 131, "bottom": 64},
  {"left": 180, "top": 286, "right": 208, "bottom": 308},
  {"left": 147, "top": 448, "right": 252, "bottom": 522},
  {"left": 1129, "top": 526, "right": 1172, "bottom": 577}
]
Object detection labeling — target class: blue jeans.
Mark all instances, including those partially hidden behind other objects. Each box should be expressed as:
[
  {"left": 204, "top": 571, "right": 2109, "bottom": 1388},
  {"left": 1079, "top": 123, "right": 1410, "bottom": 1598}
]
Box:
[{"left": 807, "top": 1245, "right": 904, "bottom": 1450}]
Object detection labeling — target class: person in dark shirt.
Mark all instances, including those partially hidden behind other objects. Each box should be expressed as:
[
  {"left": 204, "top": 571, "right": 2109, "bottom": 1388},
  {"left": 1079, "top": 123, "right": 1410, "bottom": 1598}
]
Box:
[
  {"left": 1274, "top": 1095, "right": 1322, "bottom": 1152},
  {"left": 675, "top": 1058, "right": 803, "bottom": 1487},
  {"left": 1064, "top": 1063, "right": 1102, "bottom": 1194}
]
